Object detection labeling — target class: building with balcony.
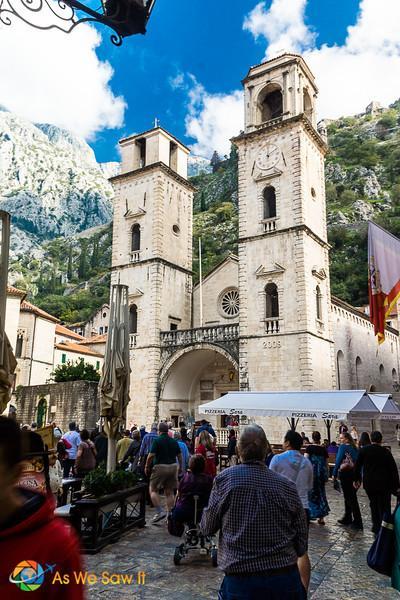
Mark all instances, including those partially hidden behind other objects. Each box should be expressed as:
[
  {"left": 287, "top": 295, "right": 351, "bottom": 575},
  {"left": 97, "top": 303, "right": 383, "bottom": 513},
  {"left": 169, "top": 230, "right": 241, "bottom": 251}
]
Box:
[{"left": 109, "top": 54, "right": 400, "bottom": 439}]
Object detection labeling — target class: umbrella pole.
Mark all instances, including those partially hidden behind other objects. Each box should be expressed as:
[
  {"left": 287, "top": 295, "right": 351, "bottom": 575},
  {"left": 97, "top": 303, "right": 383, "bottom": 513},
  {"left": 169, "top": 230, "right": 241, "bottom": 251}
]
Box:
[{"left": 107, "top": 436, "right": 116, "bottom": 473}]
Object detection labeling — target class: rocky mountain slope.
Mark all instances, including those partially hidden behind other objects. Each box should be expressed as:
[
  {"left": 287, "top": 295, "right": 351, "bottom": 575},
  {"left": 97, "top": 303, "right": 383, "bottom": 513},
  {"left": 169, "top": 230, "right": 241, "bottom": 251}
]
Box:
[
  {"left": 7, "top": 100, "right": 400, "bottom": 322},
  {"left": 0, "top": 108, "right": 114, "bottom": 259}
]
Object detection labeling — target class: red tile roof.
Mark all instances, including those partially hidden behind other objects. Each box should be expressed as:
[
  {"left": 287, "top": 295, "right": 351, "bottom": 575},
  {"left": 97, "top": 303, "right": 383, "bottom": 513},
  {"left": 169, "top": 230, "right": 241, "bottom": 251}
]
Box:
[
  {"left": 7, "top": 285, "right": 26, "bottom": 298},
  {"left": 55, "top": 342, "right": 103, "bottom": 358},
  {"left": 78, "top": 333, "right": 107, "bottom": 345},
  {"left": 20, "top": 300, "right": 59, "bottom": 323},
  {"left": 55, "top": 324, "right": 86, "bottom": 341}
]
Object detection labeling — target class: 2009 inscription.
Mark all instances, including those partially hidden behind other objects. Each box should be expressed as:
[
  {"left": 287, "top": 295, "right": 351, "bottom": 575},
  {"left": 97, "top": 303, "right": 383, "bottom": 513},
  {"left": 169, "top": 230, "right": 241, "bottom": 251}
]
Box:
[{"left": 263, "top": 340, "right": 281, "bottom": 349}]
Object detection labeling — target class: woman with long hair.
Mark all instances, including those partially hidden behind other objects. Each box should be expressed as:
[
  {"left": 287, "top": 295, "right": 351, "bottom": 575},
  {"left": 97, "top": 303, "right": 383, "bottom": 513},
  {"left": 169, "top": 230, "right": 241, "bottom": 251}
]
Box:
[
  {"left": 333, "top": 431, "right": 363, "bottom": 530},
  {"left": 358, "top": 431, "right": 371, "bottom": 448},
  {"left": 195, "top": 430, "right": 217, "bottom": 479},
  {"left": 305, "top": 431, "right": 330, "bottom": 525}
]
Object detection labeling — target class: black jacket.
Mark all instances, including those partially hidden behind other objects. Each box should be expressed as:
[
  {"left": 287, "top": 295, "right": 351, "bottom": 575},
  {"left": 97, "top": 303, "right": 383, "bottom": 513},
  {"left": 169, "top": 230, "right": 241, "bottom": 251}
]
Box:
[{"left": 354, "top": 444, "right": 399, "bottom": 494}]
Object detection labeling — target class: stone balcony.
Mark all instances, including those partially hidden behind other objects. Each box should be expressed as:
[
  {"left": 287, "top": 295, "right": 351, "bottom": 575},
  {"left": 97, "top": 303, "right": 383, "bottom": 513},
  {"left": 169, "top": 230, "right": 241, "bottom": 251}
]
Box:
[{"left": 160, "top": 324, "right": 239, "bottom": 363}]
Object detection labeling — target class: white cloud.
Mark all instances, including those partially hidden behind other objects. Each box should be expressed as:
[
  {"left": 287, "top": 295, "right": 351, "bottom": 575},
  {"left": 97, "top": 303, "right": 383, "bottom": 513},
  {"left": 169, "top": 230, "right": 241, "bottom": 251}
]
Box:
[
  {"left": 0, "top": 19, "right": 125, "bottom": 139},
  {"left": 184, "top": 75, "right": 244, "bottom": 157},
  {"left": 244, "top": 0, "right": 400, "bottom": 120},
  {"left": 169, "top": 72, "right": 185, "bottom": 90},
  {"left": 243, "top": 0, "right": 315, "bottom": 58}
]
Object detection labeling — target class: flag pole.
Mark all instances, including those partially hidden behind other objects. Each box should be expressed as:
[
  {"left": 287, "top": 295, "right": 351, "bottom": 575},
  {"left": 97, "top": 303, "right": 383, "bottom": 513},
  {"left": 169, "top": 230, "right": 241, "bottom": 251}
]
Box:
[{"left": 199, "top": 237, "right": 203, "bottom": 328}]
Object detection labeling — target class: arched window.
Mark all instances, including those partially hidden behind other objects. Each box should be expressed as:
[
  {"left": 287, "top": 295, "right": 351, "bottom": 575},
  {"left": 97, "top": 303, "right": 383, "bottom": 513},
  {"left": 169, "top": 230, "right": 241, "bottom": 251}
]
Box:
[
  {"left": 355, "top": 356, "right": 362, "bottom": 388},
  {"left": 392, "top": 368, "right": 397, "bottom": 382},
  {"left": 303, "top": 88, "right": 313, "bottom": 121},
  {"left": 316, "top": 285, "right": 322, "bottom": 320},
  {"left": 379, "top": 364, "right": 385, "bottom": 379},
  {"left": 336, "top": 350, "right": 344, "bottom": 389},
  {"left": 131, "top": 224, "right": 141, "bottom": 252},
  {"left": 129, "top": 304, "right": 138, "bottom": 334},
  {"left": 258, "top": 85, "right": 283, "bottom": 123},
  {"left": 263, "top": 186, "right": 276, "bottom": 219},
  {"left": 15, "top": 334, "right": 23, "bottom": 358},
  {"left": 265, "top": 283, "right": 279, "bottom": 319}
]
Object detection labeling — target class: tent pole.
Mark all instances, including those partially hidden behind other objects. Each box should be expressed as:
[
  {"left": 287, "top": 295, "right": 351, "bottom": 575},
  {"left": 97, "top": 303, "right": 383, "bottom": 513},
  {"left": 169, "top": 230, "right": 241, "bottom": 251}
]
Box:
[{"left": 325, "top": 419, "right": 332, "bottom": 444}]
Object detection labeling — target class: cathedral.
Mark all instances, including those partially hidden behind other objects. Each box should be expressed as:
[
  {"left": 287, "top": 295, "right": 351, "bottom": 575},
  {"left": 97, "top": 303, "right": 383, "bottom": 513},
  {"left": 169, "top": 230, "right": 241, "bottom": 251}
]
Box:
[{"left": 110, "top": 54, "right": 400, "bottom": 439}]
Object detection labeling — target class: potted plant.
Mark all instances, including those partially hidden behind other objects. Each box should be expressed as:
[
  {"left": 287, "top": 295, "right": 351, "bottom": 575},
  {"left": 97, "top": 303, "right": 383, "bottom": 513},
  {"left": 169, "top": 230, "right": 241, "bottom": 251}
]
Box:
[{"left": 70, "top": 467, "right": 146, "bottom": 553}]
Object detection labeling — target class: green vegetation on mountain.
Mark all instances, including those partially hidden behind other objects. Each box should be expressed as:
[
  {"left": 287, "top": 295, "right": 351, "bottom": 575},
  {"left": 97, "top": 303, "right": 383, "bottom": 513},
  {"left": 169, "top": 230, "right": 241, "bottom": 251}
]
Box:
[{"left": 12, "top": 100, "right": 400, "bottom": 321}]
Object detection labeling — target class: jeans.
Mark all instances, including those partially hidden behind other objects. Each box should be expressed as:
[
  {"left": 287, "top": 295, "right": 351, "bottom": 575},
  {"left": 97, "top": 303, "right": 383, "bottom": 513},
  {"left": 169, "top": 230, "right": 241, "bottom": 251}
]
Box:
[
  {"left": 367, "top": 491, "right": 391, "bottom": 533},
  {"left": 218, "top": 568, "right": 307, "bottom": 600},
  {"left": 339, "top": 469, "right": 362, "bottom": 526},
  {"left": 63, "top": 458, "right": 75, "bottom": 478}
]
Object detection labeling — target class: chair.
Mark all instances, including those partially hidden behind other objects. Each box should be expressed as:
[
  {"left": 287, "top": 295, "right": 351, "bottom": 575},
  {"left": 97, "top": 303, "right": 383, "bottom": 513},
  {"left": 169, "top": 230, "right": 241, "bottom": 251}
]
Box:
[{"left": 173, "top": 495, "right": 217, "bottom": 566}]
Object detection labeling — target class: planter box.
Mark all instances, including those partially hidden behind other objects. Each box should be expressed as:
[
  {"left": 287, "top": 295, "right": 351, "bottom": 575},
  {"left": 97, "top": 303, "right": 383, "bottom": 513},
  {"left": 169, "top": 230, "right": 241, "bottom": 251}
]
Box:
[{"left": 70, "top": 483, "right": 147, "bottom": 554}]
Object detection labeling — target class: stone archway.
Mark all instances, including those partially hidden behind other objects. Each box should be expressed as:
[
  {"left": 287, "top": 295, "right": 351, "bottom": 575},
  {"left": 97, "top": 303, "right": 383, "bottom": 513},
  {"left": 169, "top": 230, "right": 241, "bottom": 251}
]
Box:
[{"left": 158, "top": 344, "right": 238, "bottom": 425}]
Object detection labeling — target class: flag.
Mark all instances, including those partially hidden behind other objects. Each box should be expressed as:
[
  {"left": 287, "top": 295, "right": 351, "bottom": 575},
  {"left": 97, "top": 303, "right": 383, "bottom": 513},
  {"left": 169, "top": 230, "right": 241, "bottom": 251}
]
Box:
[{"left": 368, "top": 222, "right": 400, "bottom": 344}]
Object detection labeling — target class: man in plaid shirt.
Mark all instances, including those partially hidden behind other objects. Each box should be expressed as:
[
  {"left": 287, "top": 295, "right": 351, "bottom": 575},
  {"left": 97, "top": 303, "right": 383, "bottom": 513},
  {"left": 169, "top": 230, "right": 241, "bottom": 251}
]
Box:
[{"left": 200, "top": 425, "right": 309, "bottom": 599}]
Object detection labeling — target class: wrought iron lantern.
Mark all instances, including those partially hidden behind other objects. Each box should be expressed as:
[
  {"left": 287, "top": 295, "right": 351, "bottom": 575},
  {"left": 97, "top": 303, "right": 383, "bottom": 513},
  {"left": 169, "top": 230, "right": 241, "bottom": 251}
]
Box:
[{"left": 0, "top": 0, "right": 156, "bottom": 46}]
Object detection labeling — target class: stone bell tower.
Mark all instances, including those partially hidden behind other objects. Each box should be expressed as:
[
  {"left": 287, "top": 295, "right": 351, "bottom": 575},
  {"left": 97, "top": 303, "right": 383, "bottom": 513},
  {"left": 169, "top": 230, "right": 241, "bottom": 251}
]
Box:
[
  {"left": 110, "top": 127, "right": 195, "bottom": 426},
  {"left": 233, "top": 54, "right": 336, "bottom": 393}
]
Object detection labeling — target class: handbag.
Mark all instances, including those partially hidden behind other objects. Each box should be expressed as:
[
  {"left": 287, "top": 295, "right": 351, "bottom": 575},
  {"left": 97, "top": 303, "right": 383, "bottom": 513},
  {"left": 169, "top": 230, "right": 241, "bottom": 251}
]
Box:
[
  {"left": 339, "top": 451, "right": 354, "bottom": 472},
  {"left": 367, "top": 504, "right": 399, "bottom": 576}
]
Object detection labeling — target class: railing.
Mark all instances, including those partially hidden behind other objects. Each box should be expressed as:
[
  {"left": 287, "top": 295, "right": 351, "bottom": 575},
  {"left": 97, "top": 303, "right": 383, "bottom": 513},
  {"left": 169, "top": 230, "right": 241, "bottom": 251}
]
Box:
[
  {"left": 130, "top": 251, "right": 140, "bottom": 263},
  {"left": 129, "top": 333, "right": 138, "bottom": 349},
  {"left": 262, "top": 218, "right": 277, "bottom": 233},
  {"left": 160, "top": 324, "right": 239, "bottom": 347},
  {"left": 265, "top": 318, "right": 280, "bottom": 334},
  {"left": 216, "top": 427, "right": 240, "bottom": 447}
]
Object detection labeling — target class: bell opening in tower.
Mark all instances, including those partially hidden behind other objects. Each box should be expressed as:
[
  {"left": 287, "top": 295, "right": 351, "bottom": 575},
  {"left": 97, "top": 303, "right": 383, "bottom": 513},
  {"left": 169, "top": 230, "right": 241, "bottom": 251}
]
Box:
[{"left": 258, "top": 84, "right": 283, "bottom": 124}]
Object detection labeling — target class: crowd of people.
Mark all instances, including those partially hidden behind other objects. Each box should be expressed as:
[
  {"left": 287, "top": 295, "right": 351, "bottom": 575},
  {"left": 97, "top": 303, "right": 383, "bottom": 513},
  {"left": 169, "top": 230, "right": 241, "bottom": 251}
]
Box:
[{"left": 2, "top": 415, "right": 400, "bottom": 599}]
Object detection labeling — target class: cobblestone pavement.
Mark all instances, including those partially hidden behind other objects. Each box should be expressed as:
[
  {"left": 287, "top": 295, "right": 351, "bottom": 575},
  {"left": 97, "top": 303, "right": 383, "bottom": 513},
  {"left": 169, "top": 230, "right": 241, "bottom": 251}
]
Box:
[{"left": 85, "top": 484, "right": 400, "bottom": 600}]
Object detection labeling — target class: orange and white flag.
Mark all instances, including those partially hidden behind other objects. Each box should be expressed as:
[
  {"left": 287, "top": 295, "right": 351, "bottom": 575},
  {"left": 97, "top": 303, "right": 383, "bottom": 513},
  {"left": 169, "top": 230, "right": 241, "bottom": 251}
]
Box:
[{"left": 368, "top": 222, "right": 400, "bottom": 344}]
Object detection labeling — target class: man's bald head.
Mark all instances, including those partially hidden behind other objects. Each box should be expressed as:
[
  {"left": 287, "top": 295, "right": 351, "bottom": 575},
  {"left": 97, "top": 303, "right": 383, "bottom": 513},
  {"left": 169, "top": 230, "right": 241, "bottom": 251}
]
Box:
[{"left": 237, "top": 425, "right": 268, "bottom": 462}]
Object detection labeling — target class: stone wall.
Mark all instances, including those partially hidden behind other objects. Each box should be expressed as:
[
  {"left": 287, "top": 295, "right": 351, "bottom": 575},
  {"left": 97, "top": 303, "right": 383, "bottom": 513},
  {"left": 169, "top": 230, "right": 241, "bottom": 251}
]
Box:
[{"left": 16, "top": 380, "right": 99, "bottom": 433}]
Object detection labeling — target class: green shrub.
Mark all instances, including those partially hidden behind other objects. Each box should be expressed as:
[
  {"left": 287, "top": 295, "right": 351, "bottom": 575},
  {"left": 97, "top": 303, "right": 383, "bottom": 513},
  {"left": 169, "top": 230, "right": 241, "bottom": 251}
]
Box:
[{"left": 82, "top": 466, "right": 138, "bottom": 498}]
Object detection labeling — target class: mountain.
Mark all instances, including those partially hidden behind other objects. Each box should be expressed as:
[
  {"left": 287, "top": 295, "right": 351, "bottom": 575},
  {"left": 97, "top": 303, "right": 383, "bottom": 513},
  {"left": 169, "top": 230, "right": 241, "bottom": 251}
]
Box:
[
  {"left": 0, "top": 108, "right": 114, "bottom": 259},
  {"left": 188, "top": 155, "right": 212, "bottom": 177},
  {"left": 7, "top": 100, "right": 400, "bottom": 322}
]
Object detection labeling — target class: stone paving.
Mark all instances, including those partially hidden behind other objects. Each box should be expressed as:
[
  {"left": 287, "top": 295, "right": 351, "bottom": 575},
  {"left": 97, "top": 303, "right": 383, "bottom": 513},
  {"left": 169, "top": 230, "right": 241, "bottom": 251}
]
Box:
[{"left": 84, "top": 482, "right": 400, "bottom": 600}]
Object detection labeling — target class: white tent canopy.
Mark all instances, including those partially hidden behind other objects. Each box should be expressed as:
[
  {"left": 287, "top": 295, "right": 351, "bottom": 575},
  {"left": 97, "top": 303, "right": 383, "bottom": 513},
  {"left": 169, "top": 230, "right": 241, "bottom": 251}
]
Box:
[
  {"left": 199, "top": 390, "right": 380, "bottom": 421},
  {"left": 369, "top": 393, "right": 400, "bottom": 420}
]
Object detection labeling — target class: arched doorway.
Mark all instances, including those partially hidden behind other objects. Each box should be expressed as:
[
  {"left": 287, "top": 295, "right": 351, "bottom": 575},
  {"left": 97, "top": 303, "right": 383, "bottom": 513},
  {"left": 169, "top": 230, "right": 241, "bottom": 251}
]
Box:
[
  {"left": 159, "top": 345, "right": 239, "bottom": 427},
  {"left": 36, "top": 397, "right": 47, "bottom": 428}
]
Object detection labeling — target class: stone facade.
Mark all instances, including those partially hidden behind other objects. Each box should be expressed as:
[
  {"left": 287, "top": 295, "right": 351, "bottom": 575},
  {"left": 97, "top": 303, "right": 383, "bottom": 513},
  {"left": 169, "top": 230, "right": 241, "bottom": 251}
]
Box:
[
  {"left": 110, "top": 54, "right": 400, "bottom": 438},
  {"left": 16, "top": 380, "right": 99, "bottom": 432}
]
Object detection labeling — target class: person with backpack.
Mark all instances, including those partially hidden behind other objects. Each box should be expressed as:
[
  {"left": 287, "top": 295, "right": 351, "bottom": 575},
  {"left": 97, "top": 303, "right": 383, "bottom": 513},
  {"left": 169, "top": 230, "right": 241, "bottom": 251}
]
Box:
[
  {"left": 333, "top": 431, "right": 363, "bottom": 530},
  {"left": 195, "top": 430, "right": 217, "bottom": 479},
  {"left": 74, "top": 429, "right": 97, "bottom": 478}
]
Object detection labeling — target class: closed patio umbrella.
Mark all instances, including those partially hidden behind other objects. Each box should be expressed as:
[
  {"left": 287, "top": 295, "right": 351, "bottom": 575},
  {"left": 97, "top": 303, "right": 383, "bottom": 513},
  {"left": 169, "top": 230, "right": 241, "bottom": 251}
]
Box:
[
  {"left": 99, "top": 284, "right": 130, "bottom": 472},
  {"left": 0, "top": 211, "right": 17, "bottom": 414}
]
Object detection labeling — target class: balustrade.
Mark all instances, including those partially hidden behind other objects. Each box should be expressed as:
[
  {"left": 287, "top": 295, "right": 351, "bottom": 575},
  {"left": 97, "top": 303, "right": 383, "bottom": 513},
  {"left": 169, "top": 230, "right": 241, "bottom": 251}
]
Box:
[{"left": 160, "top": 324, "right": 239, "bottom": 347}]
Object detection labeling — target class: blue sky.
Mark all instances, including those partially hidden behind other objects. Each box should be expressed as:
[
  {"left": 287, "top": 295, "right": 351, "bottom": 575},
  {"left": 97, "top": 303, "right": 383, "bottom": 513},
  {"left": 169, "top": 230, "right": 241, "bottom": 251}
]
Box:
[
  {"left": 2, "top": 0, "right": 399, "bottom": 164},
  {"left": 93, "top": 0, "right": 361, "bottom": 162}
]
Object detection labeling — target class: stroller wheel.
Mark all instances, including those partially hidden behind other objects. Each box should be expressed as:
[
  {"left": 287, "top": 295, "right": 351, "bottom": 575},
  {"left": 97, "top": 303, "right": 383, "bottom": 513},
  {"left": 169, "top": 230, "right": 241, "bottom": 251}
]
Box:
[
  {"left": 174, "top": 544, "right": 184, "bottom": 566},
  {"left": 211, "top": 548, "right": 218, "bottom": 567}
]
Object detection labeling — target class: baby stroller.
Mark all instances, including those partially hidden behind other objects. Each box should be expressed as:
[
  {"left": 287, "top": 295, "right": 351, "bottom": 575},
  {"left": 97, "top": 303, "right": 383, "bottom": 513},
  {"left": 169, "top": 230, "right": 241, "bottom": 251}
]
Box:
[{"left": 173, "top": 494, "right": 218, "bottom": 566}]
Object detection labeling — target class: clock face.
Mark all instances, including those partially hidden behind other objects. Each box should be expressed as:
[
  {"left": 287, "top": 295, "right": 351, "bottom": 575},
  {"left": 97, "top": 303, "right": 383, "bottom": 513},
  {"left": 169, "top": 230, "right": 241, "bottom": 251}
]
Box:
[{"left": 256, "top": 144, "right": 280, "bottom": 170}]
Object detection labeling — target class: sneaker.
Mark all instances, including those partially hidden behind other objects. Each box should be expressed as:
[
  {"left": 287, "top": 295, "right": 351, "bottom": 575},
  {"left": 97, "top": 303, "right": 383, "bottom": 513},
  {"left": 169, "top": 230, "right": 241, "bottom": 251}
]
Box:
[{"left": 152, "top": 511, "right": 166, "bottom": 523}]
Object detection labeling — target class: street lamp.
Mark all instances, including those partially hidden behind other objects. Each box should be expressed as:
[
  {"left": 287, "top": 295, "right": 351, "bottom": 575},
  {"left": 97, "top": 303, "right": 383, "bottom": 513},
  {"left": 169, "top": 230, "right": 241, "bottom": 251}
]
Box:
[{"left": 0, "top": 0, "right": 156, "bottom": 46}]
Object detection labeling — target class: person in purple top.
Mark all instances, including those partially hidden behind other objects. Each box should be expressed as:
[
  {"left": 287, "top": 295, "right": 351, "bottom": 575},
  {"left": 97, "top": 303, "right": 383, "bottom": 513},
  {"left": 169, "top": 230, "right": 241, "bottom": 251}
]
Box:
[{"left": 171, "top": 455, "right": 213, "bottom": 526}]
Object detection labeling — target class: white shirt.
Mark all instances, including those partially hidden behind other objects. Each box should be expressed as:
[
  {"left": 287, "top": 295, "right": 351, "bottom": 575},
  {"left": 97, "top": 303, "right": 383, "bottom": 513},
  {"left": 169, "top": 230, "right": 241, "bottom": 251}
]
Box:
[{"left": 269, "top": 450, "right": 314, "bottom": 509}]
